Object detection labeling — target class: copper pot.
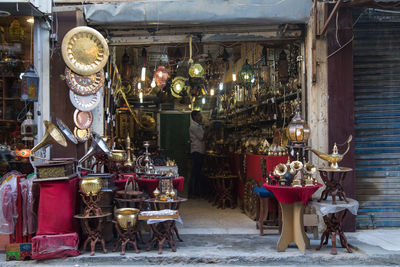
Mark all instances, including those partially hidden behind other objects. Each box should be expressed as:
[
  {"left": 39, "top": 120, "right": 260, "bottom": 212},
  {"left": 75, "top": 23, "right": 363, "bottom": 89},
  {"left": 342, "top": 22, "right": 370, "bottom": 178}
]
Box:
[
  {"left": 115, "top": 208, "right": 140, "bottom": 229},
  {"left": 80, "top": 177, "right": 102, "bottom": 196}
]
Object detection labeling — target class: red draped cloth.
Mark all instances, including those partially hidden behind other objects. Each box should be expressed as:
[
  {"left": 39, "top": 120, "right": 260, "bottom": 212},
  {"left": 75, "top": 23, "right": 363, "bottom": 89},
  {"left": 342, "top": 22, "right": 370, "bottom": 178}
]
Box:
[
  {"left": 246, "top": 154, "right": 288, "bottom": 183},
  {"left": 37, "top": 177, "right": 79, "bottom": 235},
  {"left": 264, "top": 184, "right": 322, "bottom": 206},
  {"left": 135, "top": 176, "right": 185, "bottom": 197}
]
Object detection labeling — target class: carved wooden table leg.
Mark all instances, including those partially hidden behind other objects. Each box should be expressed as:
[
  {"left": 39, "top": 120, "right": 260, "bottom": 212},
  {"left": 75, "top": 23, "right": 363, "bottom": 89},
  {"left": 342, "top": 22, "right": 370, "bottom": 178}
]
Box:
[
  {"left": 316, "top": 210, "right": 352, "bottom": 255},
  {"left": 113, "top": 221, "right": 140, "bottom": 255},
  {"left": 146, "top": 221, "right": 176, "bottom": 254},
  {"left": 76, "top": 214, "right": 110, "bottom": 256},
  {"left": 277, "top": 202, "right": 310, "bottom": 252}
]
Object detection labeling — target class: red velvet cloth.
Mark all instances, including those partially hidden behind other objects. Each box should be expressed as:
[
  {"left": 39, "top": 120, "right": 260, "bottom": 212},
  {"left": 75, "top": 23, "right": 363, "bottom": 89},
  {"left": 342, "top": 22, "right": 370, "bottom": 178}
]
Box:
[
  {"left": 115, "top": 173, "right": 136, "bottom": 190},
  {"left": 135, "top": 176, "right": 184, "bottom": 197},
  {"left": 32, "top": 232, "right": 79, "bottom": 260},
  {"left": 264, "top": 184, "right": 322, "bottom": 205},
  {"left": 246, "top": 154, "right": 289, "bottom": 183},
  {"left": 37, "top": 177, "right": 79, "bottom": 235}
]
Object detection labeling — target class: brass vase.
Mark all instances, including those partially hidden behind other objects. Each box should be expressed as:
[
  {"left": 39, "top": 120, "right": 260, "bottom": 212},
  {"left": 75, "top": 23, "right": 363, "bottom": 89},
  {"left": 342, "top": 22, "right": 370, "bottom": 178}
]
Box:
[
  {"left": 80, "top": 177, "right": 102, "bottom": 196},
  {"left": 115, "top": 208, "right": 140, "bottom": 229}
]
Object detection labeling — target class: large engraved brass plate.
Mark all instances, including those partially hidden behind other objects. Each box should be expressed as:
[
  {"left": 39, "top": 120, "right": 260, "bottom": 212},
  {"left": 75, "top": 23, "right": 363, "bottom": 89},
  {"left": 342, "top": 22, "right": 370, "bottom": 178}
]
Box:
[
  {"left": 65, "top": 67, "right": 104, "bottom": 96},
  {"left": 62, "top": 26, "right": 109, "bottom": 76}
]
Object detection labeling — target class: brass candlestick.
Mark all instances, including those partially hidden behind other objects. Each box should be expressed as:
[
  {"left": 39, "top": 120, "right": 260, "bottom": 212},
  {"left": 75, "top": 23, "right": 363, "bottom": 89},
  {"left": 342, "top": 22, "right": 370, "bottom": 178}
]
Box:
[{"left": 124, "top": 134, "right": 134, "bottom": 168}]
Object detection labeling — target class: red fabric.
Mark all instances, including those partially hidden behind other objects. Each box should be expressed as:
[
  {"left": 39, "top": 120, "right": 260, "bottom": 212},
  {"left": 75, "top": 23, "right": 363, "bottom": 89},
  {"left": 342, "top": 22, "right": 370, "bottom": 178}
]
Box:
[
  {"left": 37, "top": 177, "right": 79, "bottom": 235},
  {"left": 32, "top": 233, "right": 79, "bottom": 260},
  {"left": 246, "top": 154, "right": 289, "bottom": 183},
  {"left": 232, "top": 153, "right": 244, "bottom": 198},
  {"left": 135, "top": 176, "right": 184, "bottom": 197},
  {"left": 264, "top": 184, "right": 322, "bottom": 205},
  {"left": 115, "top": 173, "right": 136, "bottom": 191}
]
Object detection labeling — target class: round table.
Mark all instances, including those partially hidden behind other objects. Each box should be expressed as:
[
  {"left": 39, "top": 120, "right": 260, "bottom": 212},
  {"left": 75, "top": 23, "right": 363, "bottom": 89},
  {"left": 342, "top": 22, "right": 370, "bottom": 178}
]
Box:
[
  {"left": 311, "top": 197, "right": 359, "bottom": 255},
  {"left": 264, "top": 184, "right": 322, "bottom": 252},
  {"left": 318, "top": 167, "right": 352, "bottom": 204}
]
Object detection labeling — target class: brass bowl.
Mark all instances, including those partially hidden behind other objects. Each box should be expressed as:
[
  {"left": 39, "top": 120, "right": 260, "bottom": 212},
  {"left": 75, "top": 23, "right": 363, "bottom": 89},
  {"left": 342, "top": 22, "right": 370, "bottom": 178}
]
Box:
[
  {"left": 108, "top": 149, "right": 126, "bottom": 162},
  {"left": 115, "top": 208, "right": 140, "bottom": 229},
  {"left": 80, "top": 177, "right": 102, "bottom": 196}
]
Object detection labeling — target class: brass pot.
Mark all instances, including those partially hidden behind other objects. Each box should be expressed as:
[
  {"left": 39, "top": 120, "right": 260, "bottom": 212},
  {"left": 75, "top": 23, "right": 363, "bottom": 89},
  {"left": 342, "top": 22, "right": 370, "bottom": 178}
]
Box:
[
  {"left": 109, "top": 149, "right": 126, "bottom": 162},
  {"left": 80, "top": 177, "right": 102, "bottom": 196},
  {"left": 115, "top": 208, "right": 140, "bottom": 229}
]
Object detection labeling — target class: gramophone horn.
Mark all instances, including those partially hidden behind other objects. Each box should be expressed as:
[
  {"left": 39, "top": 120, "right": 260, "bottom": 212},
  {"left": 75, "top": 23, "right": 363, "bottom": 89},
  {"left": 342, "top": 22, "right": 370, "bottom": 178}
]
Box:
[
  {"left": 31, "top": 120, "right": 67, "bottom": 154},
  {"left": 78, "top": 132, "right": 111, "bottom": 166},
  {"left": 305, "top": 162, "right": 317, "bottom": 175},
  {"left": 274, "top": 163, "right": 287, "bottom": 176},
  {"left": 290, "top": 161, "right": 303, "bottom": 173}
]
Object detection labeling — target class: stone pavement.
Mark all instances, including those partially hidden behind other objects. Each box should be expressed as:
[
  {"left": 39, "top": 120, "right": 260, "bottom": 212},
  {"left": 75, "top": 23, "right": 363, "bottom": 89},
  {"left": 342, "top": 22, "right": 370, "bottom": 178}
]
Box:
[{"left": 1, "top": 230, "right": 400, "bottom": 266}]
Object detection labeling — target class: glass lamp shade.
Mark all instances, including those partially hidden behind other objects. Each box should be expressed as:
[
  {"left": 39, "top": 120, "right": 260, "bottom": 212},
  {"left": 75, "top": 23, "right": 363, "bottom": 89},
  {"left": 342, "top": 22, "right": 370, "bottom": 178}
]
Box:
[
  {"left": 154, "top": 65, "right": 169, "bottom": 89},
  {"left": 286, "top": 105, "right": 310, "bottom": 144},
  {"left": 21, "top": 66, "right": 39, "bottom": 102},
  {"left": 189, "top": 63, "right": 204, "bottom": 78},
  {"left": 239, "top": 60, "right": 254, "bottom": 83},
  {"left": 171, "top": 76, "right": 186, "bottom": 98},
  {"left": 21, "top": 111, "right": 37, "bottom": 141}
]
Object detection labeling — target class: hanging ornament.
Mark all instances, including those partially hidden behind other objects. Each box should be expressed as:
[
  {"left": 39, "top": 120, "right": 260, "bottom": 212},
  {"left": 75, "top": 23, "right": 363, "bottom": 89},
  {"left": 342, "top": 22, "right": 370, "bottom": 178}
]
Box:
[
  {"left": 21, "top": 66, "right": 39, "bottom": 102},
  {"left": 187, "top": 35, "right": 204, "bottom": 78},
  {"left": 239, "top": 60, "right": 254, "bottom": 84},
  {"left": 154, "top": 65, "right": 169, "bottom": 89},
  {"left": 21, "top": 111, "right": 37, "bottom": 141}
]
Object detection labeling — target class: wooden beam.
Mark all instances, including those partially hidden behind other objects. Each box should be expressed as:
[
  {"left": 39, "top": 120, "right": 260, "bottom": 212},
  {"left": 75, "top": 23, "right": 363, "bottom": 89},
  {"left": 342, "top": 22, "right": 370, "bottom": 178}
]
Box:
[{"left": 319, "top": 0, "right": 343, "bottom": 36}]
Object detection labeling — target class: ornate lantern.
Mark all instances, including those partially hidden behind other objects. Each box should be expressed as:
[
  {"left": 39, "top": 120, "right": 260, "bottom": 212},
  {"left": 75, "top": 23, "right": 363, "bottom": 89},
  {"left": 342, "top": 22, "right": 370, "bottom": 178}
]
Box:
[
  {"left": 21, "top": 111, "right": 37, "bottom": 141},
  {"left": 286, "top": 104, "right": 310, "bottom": 146},
  {"left": 21, "top": 66, "right": 39, "bottom": 102},
  {"left": 239, "top": 60, "right": 254, "bottom": 84},
  {"left": 189, "top": 63, "right": 204, "bottom": 78},
  {"left": 154, "top": 65, "right": 169, "bottom": 89}
]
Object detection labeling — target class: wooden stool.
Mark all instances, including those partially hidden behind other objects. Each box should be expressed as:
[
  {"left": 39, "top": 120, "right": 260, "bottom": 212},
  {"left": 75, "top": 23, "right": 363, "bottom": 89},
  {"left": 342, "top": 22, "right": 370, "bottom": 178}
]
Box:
[{"left": 253, "top": 186, "right": 281, "bottom": 235}]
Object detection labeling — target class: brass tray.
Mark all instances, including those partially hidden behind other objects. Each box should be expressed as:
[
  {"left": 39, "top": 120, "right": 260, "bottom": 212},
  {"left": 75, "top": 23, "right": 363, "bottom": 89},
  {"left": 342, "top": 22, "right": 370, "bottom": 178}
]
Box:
[
  {"left": 65, "top": 67, "right": 104, "bottom": 96},
  {"left": 61, "top": 26, "right": 109, "bottom": 76},
  {"left": 73, "top": 109, "right": 93, "bottom": 130}
]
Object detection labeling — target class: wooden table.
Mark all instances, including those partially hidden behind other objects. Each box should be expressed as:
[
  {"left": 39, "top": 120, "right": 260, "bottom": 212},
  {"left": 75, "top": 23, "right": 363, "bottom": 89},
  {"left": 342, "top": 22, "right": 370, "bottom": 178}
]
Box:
[
  {"left": 318, "top": 167, "right": 352, "bottom": 204},
  {"left": 311, "top": 198, "right": 359, "bottom": 255},
  {"left": 264, "top": 184, "right": 321, "bottom": 252},
  {"left": 145, "top": 198, "right": 187, "bottom": 242},
  {"left": 208, "top": 175, "right": 238, "bottom": 209}
]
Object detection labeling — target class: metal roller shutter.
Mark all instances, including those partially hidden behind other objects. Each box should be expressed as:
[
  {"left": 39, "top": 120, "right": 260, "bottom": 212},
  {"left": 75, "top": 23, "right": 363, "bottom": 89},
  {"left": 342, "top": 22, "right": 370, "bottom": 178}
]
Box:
[{"left": 353, "top": 9, "right": 400, "bottom": 227}]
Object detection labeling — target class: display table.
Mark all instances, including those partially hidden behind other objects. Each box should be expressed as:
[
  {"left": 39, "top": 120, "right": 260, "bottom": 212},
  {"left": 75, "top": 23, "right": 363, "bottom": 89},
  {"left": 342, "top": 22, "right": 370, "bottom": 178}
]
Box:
[
  {"left": 208, "top": 174, "right": 238, "bottom": 209},
  {"left": 36, "top": 176, "right": 79, "bottom": 235},
  {"left": 311, "top": 198, "right": 359, "bottom": 255},
  {"left": 135, "top": 176, "right": 184, "bottom": 197},
  {"left": 318, "top": 167, "right": 352, "bottom": 204},
  {"left": 145, "top": 198, "right": 186, "bottom": 242},
  {"left": 264, "top": 184, "right": 321, "bottom": 252}
]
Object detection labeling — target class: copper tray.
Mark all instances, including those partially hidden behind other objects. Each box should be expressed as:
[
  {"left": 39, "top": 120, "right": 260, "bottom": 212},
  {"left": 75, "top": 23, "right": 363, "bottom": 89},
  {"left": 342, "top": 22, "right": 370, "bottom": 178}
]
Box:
[
  {"left": 65, "top": 67, "right": 104, "bottom": 96},
  {"left": 61, "top": 26, "right": 109, "bottom": 76},
  {"left": 73, "top": 109, "right": 93, "bottom": 130},
  {"left": 69, "top": 88, "right": 102, "bottom": 112}
]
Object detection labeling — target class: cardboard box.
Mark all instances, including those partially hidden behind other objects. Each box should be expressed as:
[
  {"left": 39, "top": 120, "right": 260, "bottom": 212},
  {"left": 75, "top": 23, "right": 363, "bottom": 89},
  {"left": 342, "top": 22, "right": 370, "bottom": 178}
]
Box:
[{"left": 6, "top": 243, "right": 32, "bottom": 261}]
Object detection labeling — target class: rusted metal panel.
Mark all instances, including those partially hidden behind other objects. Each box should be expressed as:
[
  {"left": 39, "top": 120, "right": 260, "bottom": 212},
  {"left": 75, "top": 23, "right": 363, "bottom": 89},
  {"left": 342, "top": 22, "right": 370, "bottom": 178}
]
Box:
[{"left": 353, "top": 8, "right": 400, "bottom": 228}]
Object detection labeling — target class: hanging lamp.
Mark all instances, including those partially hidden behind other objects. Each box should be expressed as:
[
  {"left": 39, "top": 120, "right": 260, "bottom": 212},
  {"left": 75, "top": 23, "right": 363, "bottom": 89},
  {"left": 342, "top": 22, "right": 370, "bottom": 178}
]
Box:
[{"left": 239, "top": 60, "right": 254, "bottom": 84}]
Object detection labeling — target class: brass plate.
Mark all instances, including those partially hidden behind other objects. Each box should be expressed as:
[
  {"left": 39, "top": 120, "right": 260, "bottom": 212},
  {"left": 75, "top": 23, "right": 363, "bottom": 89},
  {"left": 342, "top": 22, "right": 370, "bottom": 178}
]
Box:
[
  {"left": 62, "top": 26, "right": 109, "bottom": 76},
  {"left": 74, "top": 127, "right": 90, "bottom": 143},
  {"left": 65, "top": 67, "right": 104, "bottom": 96},
  {"left": 73, "top": 109, "right": 93, "bottom": 130},
  {"left": 69, "top": 88, "right": 102, "bottom": 112}
]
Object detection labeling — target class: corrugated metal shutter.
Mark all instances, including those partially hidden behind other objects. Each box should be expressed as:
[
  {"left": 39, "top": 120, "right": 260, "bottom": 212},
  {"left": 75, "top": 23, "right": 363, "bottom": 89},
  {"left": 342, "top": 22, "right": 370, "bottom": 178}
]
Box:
[{"left": 353, "top": 9, "right": 400, "bottom": 227}]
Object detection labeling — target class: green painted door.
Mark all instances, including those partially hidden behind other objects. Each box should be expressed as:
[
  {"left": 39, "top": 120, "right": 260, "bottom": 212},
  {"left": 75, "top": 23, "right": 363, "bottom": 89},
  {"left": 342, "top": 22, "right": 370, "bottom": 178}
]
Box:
[{"left": 160, "top": 113, "right": 191, "bottom": 196}]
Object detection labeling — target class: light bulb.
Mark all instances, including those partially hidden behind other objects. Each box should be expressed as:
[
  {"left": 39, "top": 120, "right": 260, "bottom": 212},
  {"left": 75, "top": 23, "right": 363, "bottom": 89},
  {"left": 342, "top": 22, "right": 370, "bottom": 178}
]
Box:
[
  {"left": 158, "top": 71, "right": 163, "bottom": 78},
  {"left": 202, "top": 97, "right": 206, "bottom": 104},
  {"left": 151, "top": 78, "right": 156, "bottom": 88},
  {"left": 175, "top": 83, "right": 182, "bottom": 91},
  {"left": 210, "top": 88, "right": 215, "bottom": 96},
  {"left": 139, "top": 91, "right": 143, "bottom": 103},
  {"left": 189, "top": 104, "right": 192, "bottom": 109},
  {"left": 194, "top": 68, "right": 200, "bottom": 75},
  {"left": 219, "top": 83, "right": 223, "bottom": 91},
  {"left": 137, "top": 82, "right": 142, "bottom": 90},
  {"left": 27, "top": 17, "right": 34, "bottom": 24},
  {"left": 232, "top": 73, "right": 237, "bottom": 82},
  {"left": 244, "top": 74, "right": 249, "bottom": 80},
  {"left": 251, "top": 77, "right": 255, "bottom": 83},
  {"left": 141, "top": 67, "right": 146, "bottom": 81}
]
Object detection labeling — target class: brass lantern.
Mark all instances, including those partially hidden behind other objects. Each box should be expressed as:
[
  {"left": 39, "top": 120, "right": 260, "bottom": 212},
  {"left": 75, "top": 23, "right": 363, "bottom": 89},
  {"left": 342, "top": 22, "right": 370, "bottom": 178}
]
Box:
[
  {"left": 239, "top": 60, "right": 254, "bottom": 84},
  {"left": 21, "top": 111, "right": 37, "bottom": 141},
  {"left": 286, "top": 104, "right": 310, "bottom": 145}
]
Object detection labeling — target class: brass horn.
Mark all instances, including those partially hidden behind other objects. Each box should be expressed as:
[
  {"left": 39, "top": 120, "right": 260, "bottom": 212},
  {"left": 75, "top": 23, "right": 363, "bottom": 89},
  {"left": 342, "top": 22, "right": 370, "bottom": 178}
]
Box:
[
  {"left": 304, "top": 162, "right": 317, "bottom": 175},
  {"left": 31, "top": 120, "right": 67, "bottom": 154},
  {"left": 274, "top": 163, "right": 287, "bottom": 176},
  {"left": 78, "top": 132, "right": 112, "bottom": 169},
  {"left": 289, "top": 161, "right": 303, "bottom": 175}
]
